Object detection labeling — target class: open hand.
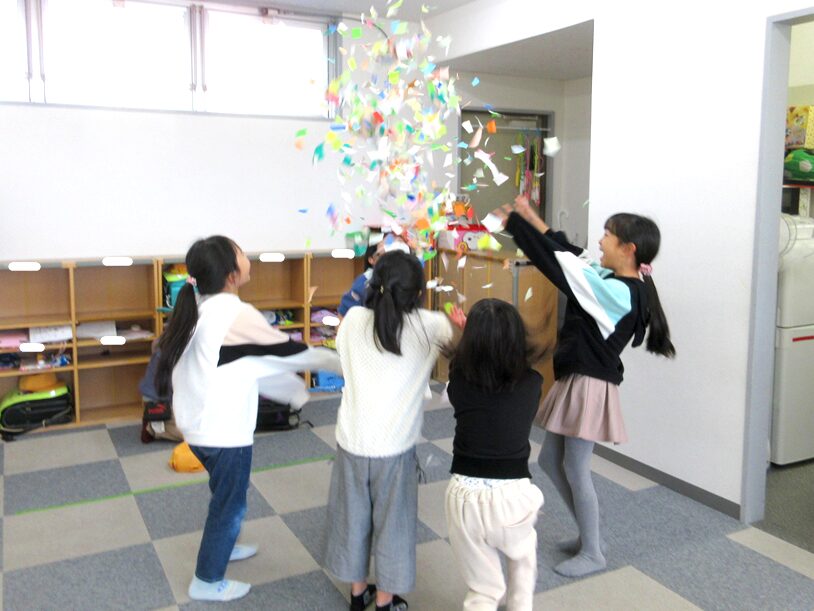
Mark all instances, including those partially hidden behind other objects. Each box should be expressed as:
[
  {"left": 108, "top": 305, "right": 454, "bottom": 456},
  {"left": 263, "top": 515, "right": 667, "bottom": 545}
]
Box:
[
  {"left": 449, "top": 305, "right": 467, "bottom": 329},
  {"left": 514, "top": 195, "right": 534, "bottom": 220}
]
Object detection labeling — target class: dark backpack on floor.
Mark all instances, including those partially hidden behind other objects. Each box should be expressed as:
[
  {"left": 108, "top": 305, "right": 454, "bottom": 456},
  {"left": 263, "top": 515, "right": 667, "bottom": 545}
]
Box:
[{"left": 256, "top": 397, "right": 309, "bottom": 432}]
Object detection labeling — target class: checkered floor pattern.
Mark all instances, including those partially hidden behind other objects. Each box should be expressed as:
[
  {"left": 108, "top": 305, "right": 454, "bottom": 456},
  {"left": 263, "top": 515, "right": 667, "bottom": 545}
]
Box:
[{"left": 1, "top": 391, "right": 814, "bottom": 610}]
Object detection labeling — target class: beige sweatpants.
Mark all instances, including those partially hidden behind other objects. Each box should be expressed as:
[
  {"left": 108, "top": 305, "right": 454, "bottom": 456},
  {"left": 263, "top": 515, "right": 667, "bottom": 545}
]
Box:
[{"left": 445, "top": 477, "right": 544, "bottom": 611}]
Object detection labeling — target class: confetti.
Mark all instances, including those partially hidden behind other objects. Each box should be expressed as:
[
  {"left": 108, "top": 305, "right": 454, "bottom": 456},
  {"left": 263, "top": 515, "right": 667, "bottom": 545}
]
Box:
[
  {"left": 444, "top": 302, "right": 454, "bottom": 315},
  {"left": 543, "top": 136, "right": 561, "bottom": 157},
  {"left": 461, "top": 120, "right": 473, "bottom": 134},
  {"left": 471, "top": 76, "right": 480, "bottom": 87},
  {"left": 485, "top": 119, "right": 497, "bottom": 134},
  {"left": 482, "top": 282, "right": 493, "bottom": 289},
  {"left": 511, "top": 144, "right": 526, "bottom": 154},
  {"left": 457, "top": 256, "right": 467, "bottom": 270},
  {"left": 524, "top": 287, "right": 533, "bottom": 302}
]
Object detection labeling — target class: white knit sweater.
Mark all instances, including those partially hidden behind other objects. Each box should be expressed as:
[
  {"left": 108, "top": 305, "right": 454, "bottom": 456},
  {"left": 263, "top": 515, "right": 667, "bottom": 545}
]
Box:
[
  {"left": 335, "top": 307, "right": 452, "bottom": 457},
  {"left": 172, "top": 293, "right": 341, "bottom": 448}
]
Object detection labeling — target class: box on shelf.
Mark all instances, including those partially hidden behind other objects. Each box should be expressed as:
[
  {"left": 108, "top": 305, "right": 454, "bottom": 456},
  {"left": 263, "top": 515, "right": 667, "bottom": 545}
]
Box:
[
  {"left": 28, "top": 325, "right": 72, "bottom": 343},
  {"left": 0, "top": 330, "right": 28, "bottom": 349},
  {"left": 76, "top": 321, "right": 116, "bottom": 339},
  {"left": 787, "top": 106, "right": 814, "bottom": 149}
]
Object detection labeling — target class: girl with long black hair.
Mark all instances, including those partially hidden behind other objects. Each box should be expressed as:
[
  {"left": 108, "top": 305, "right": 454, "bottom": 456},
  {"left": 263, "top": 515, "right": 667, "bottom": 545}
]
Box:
[
  {"left": 492, "top": 197, "right": 675, "bottom": 579},
  {"left": 323, "top": 250, "right": 453, "bottom": 611}
]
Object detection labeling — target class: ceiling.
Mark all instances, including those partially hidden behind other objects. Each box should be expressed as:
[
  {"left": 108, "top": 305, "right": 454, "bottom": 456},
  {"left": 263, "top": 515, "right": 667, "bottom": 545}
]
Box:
[{"left": 446, "top": 21, "right": 594, "bottom": 81}]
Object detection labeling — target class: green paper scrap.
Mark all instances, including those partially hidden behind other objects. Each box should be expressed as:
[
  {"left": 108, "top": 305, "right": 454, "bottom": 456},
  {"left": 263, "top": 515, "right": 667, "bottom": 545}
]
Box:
[
  {"left": 348, "top": 57, "right": 357, "bottom": 71},
  {"left": 389, "top": 70, "right": 400, "bottom": 85},
  {"left": 312, "top": 143, "right": 325, "bottom": 163},
  {"left": 295, "top": 128, "right": 307, "bottom": 138},
  {"left": 351, "top": 27, "right": 362, "bottom": 39},
  {"left": 423, "top": 249, "right": 437, "bottom": 261},
  {"left": 444, "top": 302, "right": 454, "bottom": 315}
]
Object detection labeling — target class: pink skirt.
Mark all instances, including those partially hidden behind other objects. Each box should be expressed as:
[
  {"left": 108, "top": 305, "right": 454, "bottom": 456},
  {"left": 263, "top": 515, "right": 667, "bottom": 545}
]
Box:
[{"left": 535, "top": 373, "right": 628, "bottom": 444}]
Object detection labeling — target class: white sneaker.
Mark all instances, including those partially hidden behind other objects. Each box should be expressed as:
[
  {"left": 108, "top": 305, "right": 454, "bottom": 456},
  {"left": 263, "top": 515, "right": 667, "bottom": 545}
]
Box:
[{"left": 188, "top": 576, "right": 251, "bottom": 601}]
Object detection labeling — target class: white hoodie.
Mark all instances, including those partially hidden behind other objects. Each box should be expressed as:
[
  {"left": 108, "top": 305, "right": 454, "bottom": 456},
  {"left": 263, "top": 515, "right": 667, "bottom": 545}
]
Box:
[{"left": 172, "top": 293, "right": 341, "bottom": 448}]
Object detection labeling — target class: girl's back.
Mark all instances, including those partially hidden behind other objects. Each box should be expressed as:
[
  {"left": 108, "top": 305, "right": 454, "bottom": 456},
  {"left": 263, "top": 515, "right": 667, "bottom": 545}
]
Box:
[{"left": 336, "top": 306, "right": 451, "bottom": 458}]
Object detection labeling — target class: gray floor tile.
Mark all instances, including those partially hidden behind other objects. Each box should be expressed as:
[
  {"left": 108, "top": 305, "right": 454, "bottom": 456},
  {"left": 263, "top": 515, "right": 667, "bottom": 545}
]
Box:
[
  {"left": 251, "top": 428, "right": 334, "bottom": 470},
  {"left": 415, "top": 441, "right": 453, "bottom": 484},
  {"left": 179, "top": 569, "right": 346, "bottom": 610},
  {"left": 637, "top": 537, "right": 814, "bottom": 611},
  {"left": 299, "top": 397, "right": 340, "bottom": 427},
  {"left": 757, "top": 460, "right": 814, "bottom": 554},
  {"left": 5, "top": 459, "right": 131, "bottom": 515},
  {"left": 108, "top": 423, "right": 175, "bottom": 458},
  {"left": 280, "top": 505, "right": 328, "bottom": 567},
  {"left": 136, "top": 482, "right": 275, "bottom": 540},
  {"left": 4, "top": 543, "right": 175, "bottom": 611},
  {"left": 421, "top": 407, "right": 456, "bottom": 440}
]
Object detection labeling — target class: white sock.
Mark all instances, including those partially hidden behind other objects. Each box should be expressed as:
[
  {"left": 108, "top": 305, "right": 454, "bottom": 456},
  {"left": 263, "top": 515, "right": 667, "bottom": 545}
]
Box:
[
  {"left": 229, "top": 544, "right": 258, "bottom": 562},
  {"left": 188, "top": 576, "right": 251, "bottom": 601}
]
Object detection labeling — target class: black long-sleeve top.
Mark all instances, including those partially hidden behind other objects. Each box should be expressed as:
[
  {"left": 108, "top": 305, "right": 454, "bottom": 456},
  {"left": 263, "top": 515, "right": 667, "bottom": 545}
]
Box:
[
  {"left": 505, "top": 212, "right": 648, "bottom": 385},
  {"left": 448, "top": 368, "right": 543, "bottom": 479}
]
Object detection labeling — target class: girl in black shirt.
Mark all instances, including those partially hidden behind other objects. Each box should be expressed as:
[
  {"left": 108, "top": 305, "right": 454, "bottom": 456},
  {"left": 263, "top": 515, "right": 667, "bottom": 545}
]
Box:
[{"left": 445, "top": 298, "right": 545, "bottom": 611}]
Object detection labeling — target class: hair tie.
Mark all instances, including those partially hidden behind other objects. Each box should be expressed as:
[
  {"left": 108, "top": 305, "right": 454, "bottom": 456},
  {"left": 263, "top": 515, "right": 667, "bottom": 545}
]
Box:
[
  {"left": 186, "top": 276, "right": 197, "bottom": 287},
  {"left": 639, "top": 263, "right": 653, "bottom": 277}
]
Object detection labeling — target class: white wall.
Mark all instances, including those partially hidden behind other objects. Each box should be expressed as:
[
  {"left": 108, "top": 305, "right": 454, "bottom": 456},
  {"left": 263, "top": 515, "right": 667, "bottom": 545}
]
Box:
[
  {"left": 429, "top": 0, "right": 814, "bottom": 507},
  {"left": 0, "top": 103, "right": 347, "bottom": 260}
]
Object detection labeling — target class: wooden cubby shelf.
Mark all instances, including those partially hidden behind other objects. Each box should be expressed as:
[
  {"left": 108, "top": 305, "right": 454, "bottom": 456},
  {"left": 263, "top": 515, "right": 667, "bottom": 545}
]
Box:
[{"left": 0, "top": 251, "right": 370, "bottom": 431}]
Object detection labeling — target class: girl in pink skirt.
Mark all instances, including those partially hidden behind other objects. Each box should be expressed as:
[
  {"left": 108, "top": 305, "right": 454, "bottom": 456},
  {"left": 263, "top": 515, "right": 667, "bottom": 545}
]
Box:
[{"left": 492, "top": 197, "right": 675, "bottom": 578}]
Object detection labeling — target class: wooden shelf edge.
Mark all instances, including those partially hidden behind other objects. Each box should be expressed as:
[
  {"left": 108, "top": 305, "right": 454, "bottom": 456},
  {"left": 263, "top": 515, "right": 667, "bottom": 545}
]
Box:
[
  {"left": 77, "top": 356, "right": 150, "bottom": 370},
  {"left": 0, "top": 365, "right": 75, "bottom": 378}
]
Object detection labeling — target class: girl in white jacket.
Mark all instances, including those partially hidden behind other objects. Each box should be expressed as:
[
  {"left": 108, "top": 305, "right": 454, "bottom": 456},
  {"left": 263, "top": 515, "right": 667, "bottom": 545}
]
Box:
[{"left": 155, "top": 235, "right": 340, "bottom": 602}]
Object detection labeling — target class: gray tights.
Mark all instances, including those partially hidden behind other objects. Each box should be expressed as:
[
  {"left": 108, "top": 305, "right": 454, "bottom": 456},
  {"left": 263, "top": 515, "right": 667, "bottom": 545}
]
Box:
[{"left": 538, "top": 432, "right": 607, "bottom": 577}]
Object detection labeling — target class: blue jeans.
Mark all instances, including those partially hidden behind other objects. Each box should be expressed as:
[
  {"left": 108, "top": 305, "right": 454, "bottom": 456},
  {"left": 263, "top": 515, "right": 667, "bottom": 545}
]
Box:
[{"left": 189, "top": 444, "right": 253, "bottom": 582}]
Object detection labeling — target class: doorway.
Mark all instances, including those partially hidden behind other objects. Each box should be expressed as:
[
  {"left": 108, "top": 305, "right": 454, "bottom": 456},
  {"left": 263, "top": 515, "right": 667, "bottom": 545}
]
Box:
[{"left": 746, "top": 9, "right": 814, "bottom": 552}]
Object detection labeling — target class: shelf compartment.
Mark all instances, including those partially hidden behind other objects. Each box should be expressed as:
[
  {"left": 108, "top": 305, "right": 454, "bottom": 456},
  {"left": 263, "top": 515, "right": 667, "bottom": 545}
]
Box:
[
  {"left": 78, "top": 402, "right": 142, "bottom": 425},
  {"left": 76, "top": 365, "right": 145, "bottom": 421},
  {"left": 74, "top": 264, "right": 157, "bottom": 320},
  {"left": 0, "top": 268, "right": 72, "bottom": 326},
  {"left": 240, "top": 258, "right": 306, "bottom": 305}
]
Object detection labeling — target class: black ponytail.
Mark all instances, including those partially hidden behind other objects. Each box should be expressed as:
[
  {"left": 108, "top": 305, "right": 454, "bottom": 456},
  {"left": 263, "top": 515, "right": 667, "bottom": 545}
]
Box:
[
  {"left": 364, "top": 250, "right": 424, "bottom": 355},
  {"left": 642, "top": 275, "right": 675, "bottom": 358},
  {"left": 155, "top": 235, "right": 240, "bottom": 396},
  {"left": 605, "top": 213, "right": 675, "bottom": 359}
]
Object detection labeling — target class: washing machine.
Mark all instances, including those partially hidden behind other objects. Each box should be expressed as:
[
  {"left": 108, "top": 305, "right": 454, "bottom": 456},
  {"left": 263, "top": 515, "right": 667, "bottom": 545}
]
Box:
[{"left": 771, "top": 213, "right": 814, "bottom": 464}]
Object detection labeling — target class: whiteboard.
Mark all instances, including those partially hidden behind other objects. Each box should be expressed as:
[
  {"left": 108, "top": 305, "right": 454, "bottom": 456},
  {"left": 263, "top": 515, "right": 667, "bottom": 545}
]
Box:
[{"left": 0, "top": 103, "right": 358, "bottom": 261}]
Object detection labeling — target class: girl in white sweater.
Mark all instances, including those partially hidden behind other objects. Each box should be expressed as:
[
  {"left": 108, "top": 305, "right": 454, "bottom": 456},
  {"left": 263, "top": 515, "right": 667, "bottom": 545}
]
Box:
[
  {"left": 155, "top": 235, "right": 340, "bottom": 602},
  {"left": 323, "top": 250, "right": 453, "bottom": 611}
]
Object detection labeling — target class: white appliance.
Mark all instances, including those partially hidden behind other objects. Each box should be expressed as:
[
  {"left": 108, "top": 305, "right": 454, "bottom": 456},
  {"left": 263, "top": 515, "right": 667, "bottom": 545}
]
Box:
[{"left": 772, "top": 213, "right": 814, "bottom": 464}]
